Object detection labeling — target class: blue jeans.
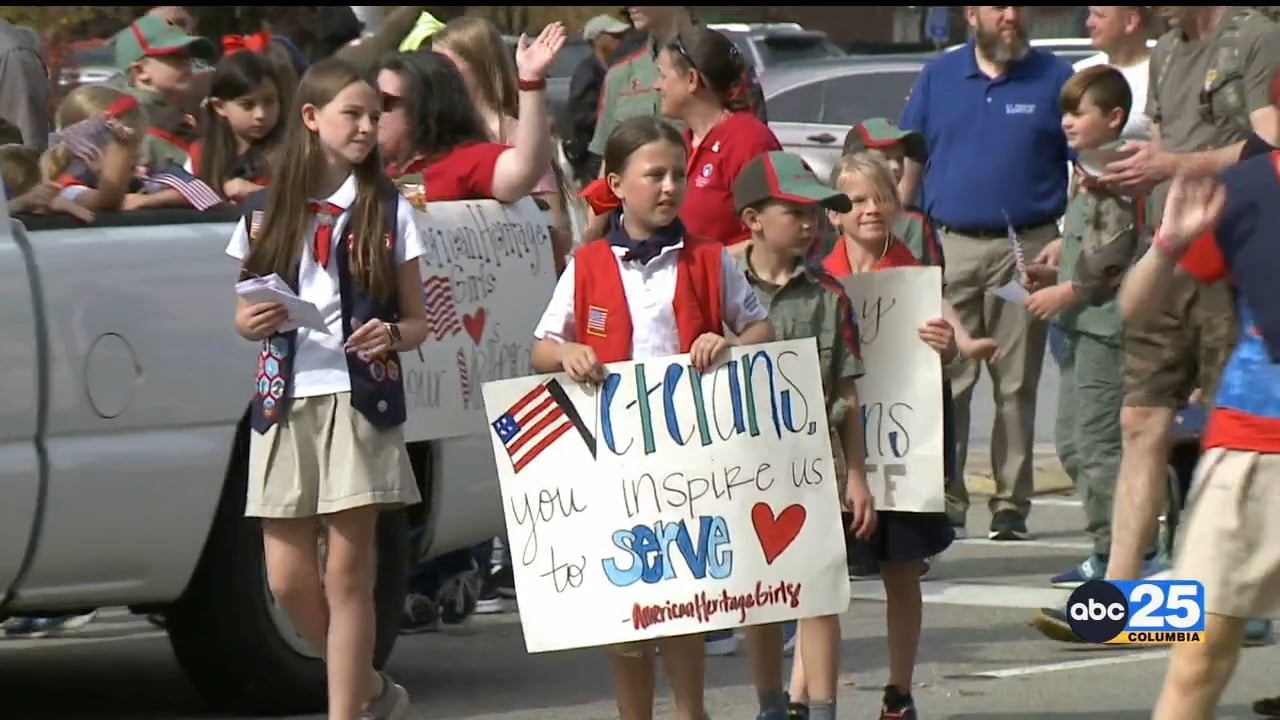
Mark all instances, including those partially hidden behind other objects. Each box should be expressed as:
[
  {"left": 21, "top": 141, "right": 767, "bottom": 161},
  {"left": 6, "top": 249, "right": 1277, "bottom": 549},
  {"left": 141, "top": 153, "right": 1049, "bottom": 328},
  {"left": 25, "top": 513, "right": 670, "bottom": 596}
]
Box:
[{"left": 1048, "top": 324, "right": 1069, "bottom": 369}]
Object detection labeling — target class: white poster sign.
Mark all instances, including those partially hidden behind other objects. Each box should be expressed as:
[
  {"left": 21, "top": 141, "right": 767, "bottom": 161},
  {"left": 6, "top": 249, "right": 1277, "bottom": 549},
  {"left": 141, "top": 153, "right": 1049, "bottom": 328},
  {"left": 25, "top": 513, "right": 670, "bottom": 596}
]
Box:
[
  {"left": 840, "top": 266, "right": 946, "bottom": 513},
  {"left": 480, "top": 339, "right": 852, "bottom": 653},
  {"left": 401, "top": 198, "right": 555, "bottom": 442}
]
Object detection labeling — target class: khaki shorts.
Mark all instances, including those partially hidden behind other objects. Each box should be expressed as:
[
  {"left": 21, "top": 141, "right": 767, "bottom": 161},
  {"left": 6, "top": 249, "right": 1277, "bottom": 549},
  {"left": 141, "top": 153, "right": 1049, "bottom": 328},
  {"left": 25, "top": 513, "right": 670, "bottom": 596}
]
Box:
[
  {"left": 1173, "top": 448, "right": 1280, "bottom": 619},
  {"left": 247, "top": 392, "right": 420, "bottom": 519},
  {"left": 1121, "top": 275, "right": 1237, "bottom": 408}
]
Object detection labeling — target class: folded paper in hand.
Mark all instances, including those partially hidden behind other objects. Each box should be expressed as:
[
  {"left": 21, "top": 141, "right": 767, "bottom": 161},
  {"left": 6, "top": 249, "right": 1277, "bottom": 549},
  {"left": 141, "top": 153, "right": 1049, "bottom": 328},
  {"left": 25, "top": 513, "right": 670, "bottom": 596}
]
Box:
[
  {"left": 235, "top": 273, "right": 329, "bottom": 333},
  {"left": 990, "top": 280, "right": 1030, "bottom": 306}
]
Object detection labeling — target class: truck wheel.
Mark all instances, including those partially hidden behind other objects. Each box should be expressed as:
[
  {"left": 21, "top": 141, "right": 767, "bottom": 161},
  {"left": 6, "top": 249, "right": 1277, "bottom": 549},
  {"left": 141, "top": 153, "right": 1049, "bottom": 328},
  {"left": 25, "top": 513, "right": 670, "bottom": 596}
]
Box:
[{"left": 164, "top": 438, "right": 410, "bottom": 716}]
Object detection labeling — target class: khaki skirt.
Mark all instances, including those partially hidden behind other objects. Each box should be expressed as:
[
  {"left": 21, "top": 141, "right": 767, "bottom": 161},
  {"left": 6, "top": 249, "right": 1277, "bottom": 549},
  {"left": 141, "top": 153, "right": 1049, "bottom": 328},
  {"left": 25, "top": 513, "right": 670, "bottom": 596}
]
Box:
[{"left": 246, "top": 392, "right": 421, "bottom": 519}]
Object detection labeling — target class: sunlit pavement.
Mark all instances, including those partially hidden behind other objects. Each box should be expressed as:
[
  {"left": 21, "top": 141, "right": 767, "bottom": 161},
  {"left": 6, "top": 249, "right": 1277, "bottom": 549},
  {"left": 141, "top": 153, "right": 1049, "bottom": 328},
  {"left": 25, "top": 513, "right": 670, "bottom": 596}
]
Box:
[{"left": 2, "top": 492, "right": 1276, "bottom": 720}]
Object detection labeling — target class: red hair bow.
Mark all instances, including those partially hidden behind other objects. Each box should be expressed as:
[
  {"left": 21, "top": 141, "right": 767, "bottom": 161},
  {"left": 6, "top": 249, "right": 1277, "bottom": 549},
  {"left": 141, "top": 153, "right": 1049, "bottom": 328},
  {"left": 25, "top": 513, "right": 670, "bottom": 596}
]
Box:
[
  {"left": 222, "top": 31, "right": 271, "bottom": 56},
  {"left": 580, "top": 177, "right": 622, "bottom": 215}
]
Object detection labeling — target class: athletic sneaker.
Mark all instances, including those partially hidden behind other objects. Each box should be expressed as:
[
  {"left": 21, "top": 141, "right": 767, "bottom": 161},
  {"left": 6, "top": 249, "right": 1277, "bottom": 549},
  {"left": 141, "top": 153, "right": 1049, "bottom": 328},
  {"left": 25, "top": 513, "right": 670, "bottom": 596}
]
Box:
[
  {"left": 3, "top": 610, "right": 98, "bottom": 638},
  {"left": 880, "top": 684, "right": 918, "bottom": 720},
  {"left": 475, "top": 564, "right": 517, "bottom": 614},
  {"left": 988, "top": 509, "right": 1028, "bottom": 541}
]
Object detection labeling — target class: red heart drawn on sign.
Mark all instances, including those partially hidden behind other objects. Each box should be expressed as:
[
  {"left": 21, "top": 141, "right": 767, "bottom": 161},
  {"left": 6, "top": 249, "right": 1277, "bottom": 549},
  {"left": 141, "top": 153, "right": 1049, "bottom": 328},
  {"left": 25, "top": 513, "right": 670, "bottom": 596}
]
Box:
[
  {"left": 751, "top": 502, "right": 806, "bottom": 565},
  {"left": 463, "top": 308, "right": 487, "bottom": 345}
]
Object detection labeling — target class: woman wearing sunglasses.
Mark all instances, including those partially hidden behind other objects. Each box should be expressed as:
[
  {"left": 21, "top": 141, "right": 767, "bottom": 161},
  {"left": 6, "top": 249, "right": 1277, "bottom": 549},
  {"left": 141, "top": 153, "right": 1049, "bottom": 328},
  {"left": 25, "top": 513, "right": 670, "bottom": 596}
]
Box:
[
  {"left": 374, "top": 23, "right": 563, "bottom": 205},
  {"left": 653, "top": 26, "right": 780, "bottom": 255}
]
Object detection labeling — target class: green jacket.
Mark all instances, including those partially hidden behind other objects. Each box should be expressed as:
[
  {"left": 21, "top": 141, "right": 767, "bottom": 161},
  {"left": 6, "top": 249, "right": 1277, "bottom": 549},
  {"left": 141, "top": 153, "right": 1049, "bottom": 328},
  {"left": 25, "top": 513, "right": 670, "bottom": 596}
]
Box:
[
  {"left": 125, "top": 85, "right": 197, "bottom": 171},
  {"left": 1056, "top": 145, "right": 1141, "bottom": 339}
]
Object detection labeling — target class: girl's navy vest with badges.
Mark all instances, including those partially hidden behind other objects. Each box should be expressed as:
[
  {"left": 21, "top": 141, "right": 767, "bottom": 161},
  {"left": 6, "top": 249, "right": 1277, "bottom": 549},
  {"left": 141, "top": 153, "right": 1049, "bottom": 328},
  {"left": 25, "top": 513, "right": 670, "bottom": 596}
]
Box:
[{"left": 242, "top": 188, "right": 408, "bottom": 434}]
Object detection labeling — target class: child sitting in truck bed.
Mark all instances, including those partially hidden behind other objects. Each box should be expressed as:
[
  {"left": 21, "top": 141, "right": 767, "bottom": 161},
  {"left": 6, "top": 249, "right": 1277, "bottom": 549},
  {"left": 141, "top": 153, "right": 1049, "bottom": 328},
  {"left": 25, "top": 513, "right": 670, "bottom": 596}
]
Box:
[
  {"left": 43, "top": 85, "right": 221, "bottom": 213},
  {"left": 0, "top": 144, "right": 93, "bottom": 222}
]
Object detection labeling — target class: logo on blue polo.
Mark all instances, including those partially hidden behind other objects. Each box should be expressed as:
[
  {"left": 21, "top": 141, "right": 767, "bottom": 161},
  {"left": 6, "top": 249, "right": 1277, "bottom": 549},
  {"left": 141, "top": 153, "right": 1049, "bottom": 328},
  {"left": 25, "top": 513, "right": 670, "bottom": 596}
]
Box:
[
  {"left": 1005, "top": 103, "right": 1036, "bottom": 115},
  {"left": 1066, "top": 579, "right": 1206, "bottom": 644}
]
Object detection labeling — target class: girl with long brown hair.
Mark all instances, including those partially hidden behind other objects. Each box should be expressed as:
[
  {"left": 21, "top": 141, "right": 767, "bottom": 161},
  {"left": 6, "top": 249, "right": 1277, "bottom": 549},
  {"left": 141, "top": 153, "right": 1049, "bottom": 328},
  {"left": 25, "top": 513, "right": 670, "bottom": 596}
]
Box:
[{"left": 226, "top": 57, "right": 430, "bottom": 720}]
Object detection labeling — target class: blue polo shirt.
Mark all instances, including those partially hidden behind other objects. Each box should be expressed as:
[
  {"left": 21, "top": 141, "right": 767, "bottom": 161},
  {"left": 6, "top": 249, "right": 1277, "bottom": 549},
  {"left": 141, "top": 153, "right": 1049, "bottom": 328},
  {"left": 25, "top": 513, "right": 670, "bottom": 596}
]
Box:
[{"left": 900, "top": 42, "right": 1073, "bottom": 230}]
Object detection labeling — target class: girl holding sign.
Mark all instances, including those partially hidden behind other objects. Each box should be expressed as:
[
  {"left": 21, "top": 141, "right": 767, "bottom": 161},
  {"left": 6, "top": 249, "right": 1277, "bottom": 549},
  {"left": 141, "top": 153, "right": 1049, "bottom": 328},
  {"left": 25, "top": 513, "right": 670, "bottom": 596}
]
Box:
[
  {"left": 806, "top": 153, "right": 981, "bottom": 720},
  {"left": 531, "top": 114, "right": 774, "bottom": 720}
]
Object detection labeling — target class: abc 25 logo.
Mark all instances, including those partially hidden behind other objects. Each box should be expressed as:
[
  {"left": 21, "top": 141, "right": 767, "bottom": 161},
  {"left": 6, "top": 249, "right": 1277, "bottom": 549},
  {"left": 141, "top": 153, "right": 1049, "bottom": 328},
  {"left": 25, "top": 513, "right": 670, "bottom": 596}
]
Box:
[{"left": 1066, "top": 579, "right": 1206, "bottom": 644}]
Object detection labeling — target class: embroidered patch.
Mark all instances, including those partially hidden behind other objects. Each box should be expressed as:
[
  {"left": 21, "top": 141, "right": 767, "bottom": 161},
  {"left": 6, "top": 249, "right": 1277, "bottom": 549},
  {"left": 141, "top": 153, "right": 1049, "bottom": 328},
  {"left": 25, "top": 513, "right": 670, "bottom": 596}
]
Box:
[
  {"left": 587, "top": 305, "right": 608, "bottom": 337},
  {"left": 399, "top": 183, "right": 427, "bottom": 212},
  {"left": 249, "top": 210, "right": 264, "bottom": 239}
]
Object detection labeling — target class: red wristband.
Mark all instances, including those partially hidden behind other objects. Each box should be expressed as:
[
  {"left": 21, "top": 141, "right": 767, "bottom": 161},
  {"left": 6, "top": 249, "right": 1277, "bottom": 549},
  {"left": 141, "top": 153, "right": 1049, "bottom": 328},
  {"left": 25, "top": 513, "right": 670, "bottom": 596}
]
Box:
[
  {"left": 1152, "top": 231, "right": 1186, "bottom": 263},
  {"left": 517, "top": 77, "right": 547, "bottom": 92}
]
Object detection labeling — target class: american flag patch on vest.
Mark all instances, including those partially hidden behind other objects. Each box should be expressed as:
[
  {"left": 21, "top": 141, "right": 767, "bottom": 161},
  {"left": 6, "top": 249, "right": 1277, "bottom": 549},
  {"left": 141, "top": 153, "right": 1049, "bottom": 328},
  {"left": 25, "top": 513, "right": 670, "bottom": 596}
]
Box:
[{"left": 587, "top": 305, "right": 608, "bottom": 337}]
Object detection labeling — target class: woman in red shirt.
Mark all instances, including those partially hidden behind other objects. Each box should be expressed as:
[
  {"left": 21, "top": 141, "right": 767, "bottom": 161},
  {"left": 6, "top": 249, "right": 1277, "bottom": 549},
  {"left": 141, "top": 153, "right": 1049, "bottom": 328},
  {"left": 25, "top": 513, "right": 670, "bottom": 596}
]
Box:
[
  {"left": 656, "top": 26, "right": 780, "bottom": 251},
  {"left": 374, "top": 23, "right": 563, "bottom": 202}
]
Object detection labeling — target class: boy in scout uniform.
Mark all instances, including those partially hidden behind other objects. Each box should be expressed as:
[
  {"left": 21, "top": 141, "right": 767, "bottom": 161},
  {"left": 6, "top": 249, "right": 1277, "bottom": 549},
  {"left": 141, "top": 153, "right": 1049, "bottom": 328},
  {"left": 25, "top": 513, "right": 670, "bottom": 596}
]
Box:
[
  {"left": 111, "top": 16, "right": 215, "bottom": 171},
  {"left": 1023, "top": 66, "right": 1149, "bottom": 592},
  {"left": 840, "top": 118, "right": 941, "bottom": 268},
  {"left": 731, "top": 150, "right": 872, "bottom": 720}
]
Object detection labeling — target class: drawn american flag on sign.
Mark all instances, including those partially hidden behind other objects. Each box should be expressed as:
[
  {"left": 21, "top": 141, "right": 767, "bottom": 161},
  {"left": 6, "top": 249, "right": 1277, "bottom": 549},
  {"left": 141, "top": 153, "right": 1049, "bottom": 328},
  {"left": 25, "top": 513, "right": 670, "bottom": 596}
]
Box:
[
  {"left": 491, "top": 379, "right": 596, "bottom": 473},
  {"left": 586, "top": 305, "right": 608, "bottom": 336},
  {"left": 422, "top": 275, "right": 462, "bottom": 341}
]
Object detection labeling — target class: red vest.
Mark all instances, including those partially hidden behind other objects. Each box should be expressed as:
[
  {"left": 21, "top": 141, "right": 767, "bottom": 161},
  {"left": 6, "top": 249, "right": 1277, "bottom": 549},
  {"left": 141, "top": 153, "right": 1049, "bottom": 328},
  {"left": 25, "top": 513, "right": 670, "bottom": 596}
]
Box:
[{"left": 572, "top": 237, "right": 724, "bottom": 364}]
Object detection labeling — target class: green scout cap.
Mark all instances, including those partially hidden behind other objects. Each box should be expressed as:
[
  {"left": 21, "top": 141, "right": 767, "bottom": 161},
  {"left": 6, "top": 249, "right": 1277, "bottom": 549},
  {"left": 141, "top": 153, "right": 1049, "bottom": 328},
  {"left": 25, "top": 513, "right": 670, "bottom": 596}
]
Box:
[
  {"left": 733, "top": 151, "right": 853, "bottom": 214},
  {"left": 114, "top": 16, "right": 215, "bottom": 70},
  {"left": 841, "top": 117, "right": 927, "bottom": 161}
]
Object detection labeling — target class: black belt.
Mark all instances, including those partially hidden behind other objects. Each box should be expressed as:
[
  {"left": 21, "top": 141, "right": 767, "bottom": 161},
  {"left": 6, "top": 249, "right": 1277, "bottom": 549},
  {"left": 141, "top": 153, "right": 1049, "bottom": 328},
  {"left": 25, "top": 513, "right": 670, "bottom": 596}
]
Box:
[{"left": 935, "top": 219, "right": 1056, "bottom": 239}]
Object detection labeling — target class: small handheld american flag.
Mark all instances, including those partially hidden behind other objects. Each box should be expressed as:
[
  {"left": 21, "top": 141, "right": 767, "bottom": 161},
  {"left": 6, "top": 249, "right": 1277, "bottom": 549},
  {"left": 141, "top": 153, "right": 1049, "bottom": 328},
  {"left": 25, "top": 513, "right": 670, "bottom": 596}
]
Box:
[
  {"left": 1003, "top": 210, "right": 1027, "bottom": 277},
  {"left": 144, "top": 164, "right": 223, "bottom": 211}
]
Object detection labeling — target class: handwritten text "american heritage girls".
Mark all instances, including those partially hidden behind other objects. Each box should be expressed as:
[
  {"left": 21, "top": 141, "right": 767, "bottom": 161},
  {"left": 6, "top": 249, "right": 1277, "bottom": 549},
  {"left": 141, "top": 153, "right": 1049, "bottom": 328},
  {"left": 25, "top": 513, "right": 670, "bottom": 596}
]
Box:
[{"left": 630, "top": 579, "right": 802, "bottom": 630}]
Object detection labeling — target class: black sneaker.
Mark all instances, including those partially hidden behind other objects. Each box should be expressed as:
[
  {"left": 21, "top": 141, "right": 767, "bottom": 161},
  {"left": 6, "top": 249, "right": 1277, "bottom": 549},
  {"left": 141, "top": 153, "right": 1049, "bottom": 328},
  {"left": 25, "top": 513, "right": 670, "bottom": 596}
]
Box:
[
  {"left": 988, "top": 509, "right": 1028, "bottom": 540},
  {"left": 1254, "top": 694, "right": 1280, "bottom": 718},
  {"left": 880, "top": 685, "right": 917, "bottom": 719},
  {"left": 491, "top": 563, "right": 516, "bottom": 598},
  {"left": 786, "top": 702, "right": 809, "bottom": 720},
  {"left": 476, "top": 568, "right": 515, "bottom": 614}
]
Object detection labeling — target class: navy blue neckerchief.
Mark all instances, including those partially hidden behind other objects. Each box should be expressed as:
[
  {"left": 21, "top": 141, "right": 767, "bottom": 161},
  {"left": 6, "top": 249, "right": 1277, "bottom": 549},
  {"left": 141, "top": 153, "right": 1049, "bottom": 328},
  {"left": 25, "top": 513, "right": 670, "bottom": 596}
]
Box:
[
  {"left": 605, "top": 210, "right": 686, "bottom": 265},
  {"left": 1215, "top": 151, "right": 1280, "bottom": 361}
]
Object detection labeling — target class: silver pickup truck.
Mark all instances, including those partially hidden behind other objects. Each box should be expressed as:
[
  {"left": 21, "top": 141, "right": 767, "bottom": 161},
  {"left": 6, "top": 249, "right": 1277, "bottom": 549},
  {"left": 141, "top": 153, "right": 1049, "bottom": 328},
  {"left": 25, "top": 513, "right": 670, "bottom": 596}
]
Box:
[{"left": 0, "top": 194, "right": 506, "bottom": 715}]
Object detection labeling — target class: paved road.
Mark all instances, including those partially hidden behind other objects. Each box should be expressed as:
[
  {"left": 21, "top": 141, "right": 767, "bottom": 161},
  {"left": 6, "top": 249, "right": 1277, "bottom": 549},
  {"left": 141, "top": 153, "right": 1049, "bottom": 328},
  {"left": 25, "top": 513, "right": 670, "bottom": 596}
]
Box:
[{"left": 2, "top": 494, "right": 1275, "bottom": 720}]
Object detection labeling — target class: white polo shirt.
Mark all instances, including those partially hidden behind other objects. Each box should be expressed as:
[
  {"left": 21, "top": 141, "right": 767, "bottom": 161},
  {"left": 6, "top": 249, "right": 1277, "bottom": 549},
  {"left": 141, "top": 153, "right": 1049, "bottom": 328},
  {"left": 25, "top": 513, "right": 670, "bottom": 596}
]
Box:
[
  {"left": 226, "top": 173, "right": 426, "bottom": 397},
  {"left": 534, "top": 242, "right": 767, "bottom": 361}
]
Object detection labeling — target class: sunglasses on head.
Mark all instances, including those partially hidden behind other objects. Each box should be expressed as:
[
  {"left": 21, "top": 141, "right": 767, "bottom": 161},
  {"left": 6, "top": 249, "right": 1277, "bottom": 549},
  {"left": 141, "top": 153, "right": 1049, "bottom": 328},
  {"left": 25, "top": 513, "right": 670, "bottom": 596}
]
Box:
[
  {"left": 668, "top": 32, "right": 701, "bottom": 76},
  {"left": 382, "top": 91, "right": 403, "bottom": 111}
]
